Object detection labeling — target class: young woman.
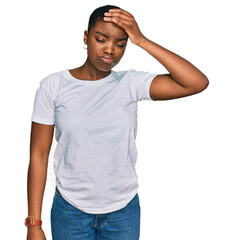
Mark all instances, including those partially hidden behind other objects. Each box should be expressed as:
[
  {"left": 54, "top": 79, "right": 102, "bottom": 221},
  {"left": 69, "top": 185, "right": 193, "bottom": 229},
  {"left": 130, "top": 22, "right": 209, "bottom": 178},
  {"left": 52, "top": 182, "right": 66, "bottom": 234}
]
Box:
[{"left": 26, "top": 5, "right": 209, "bottom": 240}]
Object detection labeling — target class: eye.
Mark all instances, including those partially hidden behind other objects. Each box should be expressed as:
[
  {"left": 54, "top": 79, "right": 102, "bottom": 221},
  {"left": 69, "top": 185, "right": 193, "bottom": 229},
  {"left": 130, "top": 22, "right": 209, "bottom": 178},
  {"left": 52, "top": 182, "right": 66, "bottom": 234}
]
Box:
[
  {"left": 96, "top": 38, "right": 105, "bottom": 43},
  {"left": 117, "top": 44, "right": 125, "bottom": 48}
]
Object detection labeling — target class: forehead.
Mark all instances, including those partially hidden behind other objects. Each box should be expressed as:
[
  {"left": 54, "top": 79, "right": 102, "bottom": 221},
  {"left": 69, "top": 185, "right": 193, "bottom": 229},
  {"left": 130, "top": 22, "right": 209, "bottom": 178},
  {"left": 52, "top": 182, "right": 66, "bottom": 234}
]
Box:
[{"left": 89, "top": 20, "right": 128, "bottom": 39}]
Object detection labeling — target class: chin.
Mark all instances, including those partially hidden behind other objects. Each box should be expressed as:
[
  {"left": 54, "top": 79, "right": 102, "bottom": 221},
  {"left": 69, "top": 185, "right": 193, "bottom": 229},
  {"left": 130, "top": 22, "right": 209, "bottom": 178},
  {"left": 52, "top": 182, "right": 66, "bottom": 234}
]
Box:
[
  {"left": 97, "top": 63, "right": 116, "bottom": 72},
  {"left": 99, "top": 67, "right": 113, "bottom": 72},
  {"left": 89, "top": 58, "right": 119, "bottom": 72}
]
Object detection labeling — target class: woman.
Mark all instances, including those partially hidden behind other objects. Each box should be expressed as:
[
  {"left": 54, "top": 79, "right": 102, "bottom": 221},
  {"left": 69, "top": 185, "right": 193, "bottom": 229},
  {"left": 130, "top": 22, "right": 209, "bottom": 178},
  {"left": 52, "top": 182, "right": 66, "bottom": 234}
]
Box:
[{"left": 26, "top": 5, "right": 209, "bottom": 240}]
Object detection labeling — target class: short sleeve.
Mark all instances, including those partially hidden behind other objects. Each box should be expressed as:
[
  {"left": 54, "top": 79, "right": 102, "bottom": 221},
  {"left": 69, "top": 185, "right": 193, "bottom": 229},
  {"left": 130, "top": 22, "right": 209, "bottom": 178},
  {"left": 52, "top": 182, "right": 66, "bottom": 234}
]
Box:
[
  {"left": 130, "top": 69, "right": 158, "bottom": 101},
  {"left": 31, "top": 84, "right": 55, "bottom": 125}
]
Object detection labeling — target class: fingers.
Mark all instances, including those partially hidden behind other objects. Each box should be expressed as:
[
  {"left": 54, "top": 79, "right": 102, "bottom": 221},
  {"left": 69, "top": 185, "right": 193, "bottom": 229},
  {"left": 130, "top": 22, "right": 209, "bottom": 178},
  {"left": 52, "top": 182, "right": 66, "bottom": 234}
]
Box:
[
  {"left": 103, "top": 9, "right": 134, "bottom": 29},
  {"left": 103, "top": 8, "right": 144, "bottom": 45},
  {"left": 104, "top": 14, "right": 131, "bottom": 25},
  {"left": 109, "top": 8, "right": 133, "bottom": 17},
  {"left": 104, "top": 16, "right": 132, "bottom": 30},
  {"left": 104, "top": 12, "right": 133, "bottom": 22}
]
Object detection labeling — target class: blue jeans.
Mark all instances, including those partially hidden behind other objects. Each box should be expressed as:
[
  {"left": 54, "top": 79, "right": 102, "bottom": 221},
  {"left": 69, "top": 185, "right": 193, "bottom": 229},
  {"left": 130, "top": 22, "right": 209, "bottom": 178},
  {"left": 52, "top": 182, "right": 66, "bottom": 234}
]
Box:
[{"left": 51, "top": 187, "right": 141, "bottom": 240}]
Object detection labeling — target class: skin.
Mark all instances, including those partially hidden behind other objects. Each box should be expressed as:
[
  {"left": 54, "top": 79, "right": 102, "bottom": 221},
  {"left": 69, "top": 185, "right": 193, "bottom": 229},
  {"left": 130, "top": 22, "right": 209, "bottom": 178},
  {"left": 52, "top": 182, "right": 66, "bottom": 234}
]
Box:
[
  {"left": 27, "top": 122, "right": 54, "bottom": 240},
  {"left": 69, "top": 20, "right": 128, "bottom": 80},
  {"left": 103, "top": 8, "right": 209, "bottom": 100},
  {"left": 26, "top": 8, "right": 209, "bottom": 240}
]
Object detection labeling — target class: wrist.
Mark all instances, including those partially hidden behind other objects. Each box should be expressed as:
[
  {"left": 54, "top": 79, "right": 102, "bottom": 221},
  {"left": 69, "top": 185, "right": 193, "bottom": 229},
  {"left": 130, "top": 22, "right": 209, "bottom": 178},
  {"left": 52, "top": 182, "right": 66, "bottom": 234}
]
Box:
[
  {"left": 25, "top": 216, "right": 42, "bottom": 228},
  {"left": 135, "top": 35, "right": 148, "bottom": 47},
  {"left": 27, "top": 225, "right": 42, "bottom": 231}
]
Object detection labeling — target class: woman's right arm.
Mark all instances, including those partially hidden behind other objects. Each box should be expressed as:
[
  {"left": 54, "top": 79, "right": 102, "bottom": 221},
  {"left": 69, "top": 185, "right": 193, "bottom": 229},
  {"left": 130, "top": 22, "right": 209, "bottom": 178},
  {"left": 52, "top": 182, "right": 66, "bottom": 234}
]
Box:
[{"left": 26, "top": 121, "right": 55, "bottom": 240}]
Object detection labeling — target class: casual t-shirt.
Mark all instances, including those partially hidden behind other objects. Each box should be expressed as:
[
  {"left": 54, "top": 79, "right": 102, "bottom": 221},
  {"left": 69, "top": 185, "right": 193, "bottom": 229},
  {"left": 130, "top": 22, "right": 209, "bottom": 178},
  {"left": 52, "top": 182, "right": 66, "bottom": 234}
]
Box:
[{"left": 31, "top": 68, "right": 157, "bottom": 214}]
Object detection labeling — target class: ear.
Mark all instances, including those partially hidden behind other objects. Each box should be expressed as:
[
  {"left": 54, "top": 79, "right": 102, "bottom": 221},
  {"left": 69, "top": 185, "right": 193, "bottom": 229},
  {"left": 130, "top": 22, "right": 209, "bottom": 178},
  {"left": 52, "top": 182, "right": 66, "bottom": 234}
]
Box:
[{"left": 84, "top": 30, "right": 88, "bottom": 44}]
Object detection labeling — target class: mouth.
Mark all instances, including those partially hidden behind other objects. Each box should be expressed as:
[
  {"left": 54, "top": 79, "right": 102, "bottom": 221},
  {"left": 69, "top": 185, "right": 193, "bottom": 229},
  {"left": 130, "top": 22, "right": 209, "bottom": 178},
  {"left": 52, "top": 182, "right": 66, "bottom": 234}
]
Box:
[{"left": 99, "top": 56, "right": 114, "bottom": 64}]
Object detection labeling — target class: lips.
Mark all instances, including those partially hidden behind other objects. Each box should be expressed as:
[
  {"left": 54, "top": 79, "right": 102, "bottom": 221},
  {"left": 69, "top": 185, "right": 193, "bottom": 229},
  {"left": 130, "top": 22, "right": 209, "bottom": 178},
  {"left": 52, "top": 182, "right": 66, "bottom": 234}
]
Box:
[{"left": 99, "top": 56, "right": 114, "bottom": 64}]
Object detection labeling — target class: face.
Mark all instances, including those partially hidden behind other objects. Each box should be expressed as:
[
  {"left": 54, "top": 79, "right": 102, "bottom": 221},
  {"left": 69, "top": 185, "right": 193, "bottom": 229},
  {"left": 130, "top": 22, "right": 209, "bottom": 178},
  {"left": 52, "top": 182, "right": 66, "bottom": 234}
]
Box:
[{"left": 84, "top": 20, "right": 128, "bottom": 72}]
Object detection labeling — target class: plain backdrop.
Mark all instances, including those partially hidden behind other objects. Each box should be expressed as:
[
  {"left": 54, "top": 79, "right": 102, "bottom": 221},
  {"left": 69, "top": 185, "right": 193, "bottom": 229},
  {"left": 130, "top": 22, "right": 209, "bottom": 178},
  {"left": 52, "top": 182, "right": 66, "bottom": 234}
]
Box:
[{"left": 1, "top": 0, "right": 232, "bottom": 239}]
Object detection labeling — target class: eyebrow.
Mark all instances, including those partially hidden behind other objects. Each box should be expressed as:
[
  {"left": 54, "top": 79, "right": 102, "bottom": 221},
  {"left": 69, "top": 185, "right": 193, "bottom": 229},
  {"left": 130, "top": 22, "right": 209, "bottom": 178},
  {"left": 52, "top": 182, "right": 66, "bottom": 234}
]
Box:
[{"left": 95, "top": 31, "right": 128, "bottom": 41}]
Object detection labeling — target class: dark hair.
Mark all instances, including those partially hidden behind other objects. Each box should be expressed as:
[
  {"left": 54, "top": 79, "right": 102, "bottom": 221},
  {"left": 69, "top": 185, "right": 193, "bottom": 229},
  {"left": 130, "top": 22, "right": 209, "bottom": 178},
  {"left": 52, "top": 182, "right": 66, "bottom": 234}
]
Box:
[{"left": 87, "top": 5, "right": 121, "bottom": 32}]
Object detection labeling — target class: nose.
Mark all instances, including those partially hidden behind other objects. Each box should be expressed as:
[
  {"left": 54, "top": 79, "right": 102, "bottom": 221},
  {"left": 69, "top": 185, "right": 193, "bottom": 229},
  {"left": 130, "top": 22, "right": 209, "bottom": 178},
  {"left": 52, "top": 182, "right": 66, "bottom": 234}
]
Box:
[{"left": 103, "top": 42, "right": 115, "bottom": 55}]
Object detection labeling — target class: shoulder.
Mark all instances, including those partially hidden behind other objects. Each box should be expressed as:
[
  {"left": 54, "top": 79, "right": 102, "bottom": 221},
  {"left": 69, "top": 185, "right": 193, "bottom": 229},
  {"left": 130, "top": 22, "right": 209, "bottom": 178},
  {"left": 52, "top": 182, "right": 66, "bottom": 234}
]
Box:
[
  {"left": 38, "top": 70, "right": 62, "bottom": 99},
  {"left": 112, "top": 68, "right": 138, "bottom": 80},
  {"left": 40, "top": 71, "right": 61, "bottom": 87},
  {"left": 113, "top": 68, "right": 155, "bottom": 78}
]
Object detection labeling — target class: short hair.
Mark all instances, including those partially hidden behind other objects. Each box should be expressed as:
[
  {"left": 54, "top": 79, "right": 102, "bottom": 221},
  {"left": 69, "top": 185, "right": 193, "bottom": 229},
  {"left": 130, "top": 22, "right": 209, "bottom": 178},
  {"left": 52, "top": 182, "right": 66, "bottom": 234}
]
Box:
[{"left": 87, "top": 5, "right": 121, "bottom": 32}]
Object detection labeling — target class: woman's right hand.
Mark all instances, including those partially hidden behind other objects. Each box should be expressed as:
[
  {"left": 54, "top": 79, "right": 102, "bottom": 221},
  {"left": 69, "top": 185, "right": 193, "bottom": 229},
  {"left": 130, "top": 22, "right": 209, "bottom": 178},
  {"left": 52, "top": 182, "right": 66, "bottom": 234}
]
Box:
[{"left": 27, "top": 226, "right": 46, "bottom": 240}]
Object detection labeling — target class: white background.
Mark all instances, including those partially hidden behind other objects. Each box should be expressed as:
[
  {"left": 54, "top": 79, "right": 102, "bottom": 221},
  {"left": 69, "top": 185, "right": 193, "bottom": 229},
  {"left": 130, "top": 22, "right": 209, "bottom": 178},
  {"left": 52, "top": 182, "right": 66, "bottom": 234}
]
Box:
[{"left": 1, "top": 0, "right": 232, "bottom": 239}]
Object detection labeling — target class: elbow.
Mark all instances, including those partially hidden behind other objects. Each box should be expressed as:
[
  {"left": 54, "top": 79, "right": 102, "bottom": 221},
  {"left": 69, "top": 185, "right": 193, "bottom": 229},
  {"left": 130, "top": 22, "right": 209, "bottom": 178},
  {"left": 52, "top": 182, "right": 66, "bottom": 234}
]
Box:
[
  {"left": 202, "top": 75, "right": 209, "bottom": 88},
  {"left": 192, "top": 75, "right": 209, "bottom": 94},
  {"left": 200, "top": 75, "right": 209, "bottom": 92}
]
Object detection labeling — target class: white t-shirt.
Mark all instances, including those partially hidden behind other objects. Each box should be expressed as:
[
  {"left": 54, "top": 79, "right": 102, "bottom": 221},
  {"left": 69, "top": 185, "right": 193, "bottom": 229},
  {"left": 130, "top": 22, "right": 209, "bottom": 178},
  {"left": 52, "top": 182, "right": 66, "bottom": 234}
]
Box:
[{"left": 31, "top": 68, "right": 157, "bottom": 214}]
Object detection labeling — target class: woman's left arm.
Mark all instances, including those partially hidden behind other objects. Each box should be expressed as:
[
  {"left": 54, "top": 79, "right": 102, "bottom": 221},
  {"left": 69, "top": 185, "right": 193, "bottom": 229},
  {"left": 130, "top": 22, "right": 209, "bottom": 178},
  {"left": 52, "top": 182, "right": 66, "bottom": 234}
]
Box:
[{"left": 104, "top": 8, "right": 209, "bottom": 100}]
